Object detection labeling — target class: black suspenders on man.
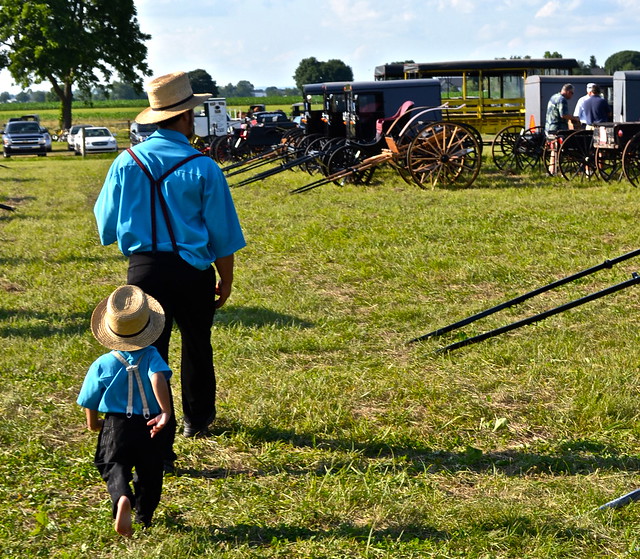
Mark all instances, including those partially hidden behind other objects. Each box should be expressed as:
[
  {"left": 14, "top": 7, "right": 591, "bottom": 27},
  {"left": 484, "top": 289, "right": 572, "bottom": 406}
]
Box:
[{"left": 126, "top": 148, "right": 205, "bottom": 253}]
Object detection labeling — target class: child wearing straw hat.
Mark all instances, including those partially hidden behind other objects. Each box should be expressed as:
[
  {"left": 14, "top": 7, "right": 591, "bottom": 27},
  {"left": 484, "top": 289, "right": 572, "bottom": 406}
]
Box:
[{"left": 78, "top": 285, "right": 172, "bottom": 537}]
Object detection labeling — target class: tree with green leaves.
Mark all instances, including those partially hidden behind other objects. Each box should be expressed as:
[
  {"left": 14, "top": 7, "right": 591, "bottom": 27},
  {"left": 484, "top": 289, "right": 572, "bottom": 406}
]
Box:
[
  {"left": 293, "top": 57, "right": 353, "bottom": 91},
  {"left": 234, "top": 80, "right": 254, "bottom": 97},
  {"left": 0, "top": 0, "right": 151, "bottom": 128},
  {"left": 604, "top": 50, "right": 640, "bottom": 74},
  {"left": 293, "top": 57, "right": 323, "bottom": 91},
  {"left": 109, "top": 81, "right": 147, "bottom": 101},
  {"left": 188, "top": 69, "right": 218, "bottom": 97}
]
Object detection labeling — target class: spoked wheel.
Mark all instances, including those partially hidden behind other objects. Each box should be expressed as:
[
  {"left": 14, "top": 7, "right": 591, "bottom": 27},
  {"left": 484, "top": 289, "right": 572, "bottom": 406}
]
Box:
[
  {"left": 303, "top": 136, "right": 340, "bottom": 175},
  {"left": 406, "top": 121, "right": 482, "bottom": 189},
  {"left": 326, "top": 144, "right": 375, "bottom": 186},
  {"left": 318, "top": 138, "right": 347, "bottom": 176},
  {"left": 515, "top": 126, "right": 546, "bottom": 172},
  {"left": 558, "top": 130, "right": 597, "bottom": 181},
  {"left": 595, "top": 147, "right": 623, "bottom": 182},
  {"left": 622, "top": 131, "right": 640, "bottom": 187},
  {"left": 282, "top": 129, "right": 306, "bottom": 164},
  {"left": 491, "top": 125, "right": 524, "bottom": 173},
  {"left": 210, "top": 135, "right": 231, "bottom": 164},
  {"left": 387, "top": 135, "right": 416, "bottom": 186}
]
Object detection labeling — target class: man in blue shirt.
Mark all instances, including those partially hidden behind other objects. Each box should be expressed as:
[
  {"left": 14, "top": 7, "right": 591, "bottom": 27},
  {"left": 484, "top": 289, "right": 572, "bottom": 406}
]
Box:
[
  {"left": 581, "top": 84, "right": 611, "bottom": 127},
  {"left": 94, "top": 72, "right": 246, "bottom": 463}
]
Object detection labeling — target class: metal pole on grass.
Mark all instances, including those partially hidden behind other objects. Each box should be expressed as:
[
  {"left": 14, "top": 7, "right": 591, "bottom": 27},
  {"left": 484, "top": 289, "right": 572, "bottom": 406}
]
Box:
[
  {"left": 435, "top": 273, "right": 640, "bottom": 353},
  {"left": 408, "top": 249, "right": 640, "bottom": 344},
  {"left": 599, "top": 488, "right": 640, "bottom": 510}
]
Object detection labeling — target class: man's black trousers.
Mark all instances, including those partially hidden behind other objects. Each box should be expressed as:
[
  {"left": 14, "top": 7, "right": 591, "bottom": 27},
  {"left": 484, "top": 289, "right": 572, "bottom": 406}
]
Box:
[{"left": 128, "top": 252, "right": 217, "bottom": 435}]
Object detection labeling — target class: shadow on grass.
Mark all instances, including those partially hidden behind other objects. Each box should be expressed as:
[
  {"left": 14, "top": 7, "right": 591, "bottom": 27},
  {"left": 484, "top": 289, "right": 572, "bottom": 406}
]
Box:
[
  {"left": 215, "top": 305, "right": 314, "bottom": 329},
  {"left": 159, "top": 518, "right": 451, "bottom": 546},
  {"left": 0, "top": 309, "right": 88, "bottom": 337},
  {"left": 181, "top": 421, "right": 640, "bottom": 479},
  {"left": 0, "top": 303, "right": 312, "bottom": 339}
]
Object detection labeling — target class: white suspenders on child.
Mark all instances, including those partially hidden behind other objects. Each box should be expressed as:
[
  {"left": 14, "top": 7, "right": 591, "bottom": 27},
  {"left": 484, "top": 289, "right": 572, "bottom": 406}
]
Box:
[{"left": 111, "top": 351, "right": 151, "bottom": 419}]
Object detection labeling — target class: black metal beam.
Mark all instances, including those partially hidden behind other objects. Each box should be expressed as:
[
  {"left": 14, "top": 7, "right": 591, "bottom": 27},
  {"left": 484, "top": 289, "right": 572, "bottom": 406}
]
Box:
[
  {"left": 435, "top": 273, "right": 640, "bottom": 353},
  {"left": 408, "top": 249, "right": 640, "bottom": 344}
]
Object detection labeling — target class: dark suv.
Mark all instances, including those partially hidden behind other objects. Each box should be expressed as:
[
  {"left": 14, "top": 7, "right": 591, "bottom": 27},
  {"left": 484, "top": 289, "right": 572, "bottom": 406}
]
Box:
[
  {"left": 2, "top": 120, "right": 48, "bottom": 157},
  {"left": 129, "top": 122, "right": 158, "bottom": 146}
]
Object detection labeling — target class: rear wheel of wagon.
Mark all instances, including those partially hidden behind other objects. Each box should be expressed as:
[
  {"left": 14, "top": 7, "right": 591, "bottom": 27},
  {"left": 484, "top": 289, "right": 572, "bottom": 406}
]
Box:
[
  {"left": 406, "top": 121, "right": 481, "bottom": 189},
  {"left": 514, "top": 126, "right": 546, "bottom": 172},
  {"left": 210, "top": 135, "right": 232, "bottom": 164},
  {"left": 491, "top": 124, "right": 523, "bottom": 173},
  {"left": 595, "top": 147, "right": 623, "bottom": 182},
  {"left": 622, "top": 131, "right": 640, "bottom": 187},
  {"left": 557, "top": 130, "right": 597, "bottom": 181}
]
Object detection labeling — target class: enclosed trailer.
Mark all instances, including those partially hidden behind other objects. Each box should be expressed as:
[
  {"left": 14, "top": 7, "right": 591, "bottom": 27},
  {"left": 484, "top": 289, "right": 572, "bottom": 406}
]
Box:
[{"left": 612, "top": 71, "right": 640, "bottom": 123}]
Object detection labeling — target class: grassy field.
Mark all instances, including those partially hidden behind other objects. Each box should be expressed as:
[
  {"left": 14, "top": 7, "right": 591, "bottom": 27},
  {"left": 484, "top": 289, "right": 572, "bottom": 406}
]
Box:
[{"left": 2, "top": 134, "right": 640, "bottom": 557}]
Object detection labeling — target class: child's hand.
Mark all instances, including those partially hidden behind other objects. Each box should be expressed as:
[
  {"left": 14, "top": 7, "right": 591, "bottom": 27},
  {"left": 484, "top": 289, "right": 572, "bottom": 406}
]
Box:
[
  {"left": 88, "top": 419, "right": 104, "bottom": 432},
  {"left": 147, "top": 411, "right": 171, "bottom": 438}
]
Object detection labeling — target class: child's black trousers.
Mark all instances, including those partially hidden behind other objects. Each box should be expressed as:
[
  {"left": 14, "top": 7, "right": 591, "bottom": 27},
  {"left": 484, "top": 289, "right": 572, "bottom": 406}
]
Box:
[{"left": 94, "top": 413, "right": 164, "bottom": 526}]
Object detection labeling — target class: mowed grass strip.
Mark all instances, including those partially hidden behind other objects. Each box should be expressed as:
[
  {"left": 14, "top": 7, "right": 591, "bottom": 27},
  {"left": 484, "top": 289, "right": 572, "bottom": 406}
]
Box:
[{"left": 1, "top": 143, "right": 640, "bottom": 557}]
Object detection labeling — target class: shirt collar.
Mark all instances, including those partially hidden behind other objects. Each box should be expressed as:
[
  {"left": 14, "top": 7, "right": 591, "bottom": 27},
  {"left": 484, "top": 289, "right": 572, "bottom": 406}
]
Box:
[{"left": 150, "top": 128, "right": 192, "bottom": 145}]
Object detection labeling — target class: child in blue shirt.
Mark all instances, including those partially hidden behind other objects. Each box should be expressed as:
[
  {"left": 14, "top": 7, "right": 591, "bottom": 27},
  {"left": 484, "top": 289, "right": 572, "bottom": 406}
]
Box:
[{"left": 78, "top": 285, "right": 172, "bottom": 537}]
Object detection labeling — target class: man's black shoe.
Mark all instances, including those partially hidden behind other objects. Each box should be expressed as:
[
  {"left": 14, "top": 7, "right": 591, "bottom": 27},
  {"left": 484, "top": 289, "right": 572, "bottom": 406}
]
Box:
[{"left": 183, "top": 413, "right": 215, "bottom": 438}]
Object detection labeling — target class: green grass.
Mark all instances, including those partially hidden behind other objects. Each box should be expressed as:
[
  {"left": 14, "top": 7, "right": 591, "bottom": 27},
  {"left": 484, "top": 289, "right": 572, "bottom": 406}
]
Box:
[{"left": 2, "top": 142, "right": 640, "bottom": 557}]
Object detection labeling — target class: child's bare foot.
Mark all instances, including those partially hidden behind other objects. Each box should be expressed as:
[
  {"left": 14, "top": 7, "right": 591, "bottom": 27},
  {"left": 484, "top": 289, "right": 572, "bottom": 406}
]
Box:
[{"left": 114, "top": 496, "right": 132, "bottom": 537}]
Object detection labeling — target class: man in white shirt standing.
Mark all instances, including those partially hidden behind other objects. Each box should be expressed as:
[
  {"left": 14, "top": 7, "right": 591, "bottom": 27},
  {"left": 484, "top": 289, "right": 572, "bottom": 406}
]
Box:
[{"left": 574, "top": 83, "right": 595, "bottom": 126}]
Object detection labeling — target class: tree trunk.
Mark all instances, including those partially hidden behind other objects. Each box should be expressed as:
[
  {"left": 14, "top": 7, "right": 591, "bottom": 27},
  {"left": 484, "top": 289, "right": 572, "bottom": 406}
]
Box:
[
  {"left": 49, "top": 77, "right": 74, "bottom": 129},
  {"left": 60, "top": 82, "right": 73, "bottom": 129}
]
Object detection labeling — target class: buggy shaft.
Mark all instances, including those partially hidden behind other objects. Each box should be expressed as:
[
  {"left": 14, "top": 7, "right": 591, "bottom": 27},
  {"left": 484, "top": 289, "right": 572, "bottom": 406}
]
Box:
[
  {"left": 435, "top": 273, "right": 640, "bottom": 353},
  {"left": 408, "top": 248, "right": 640, "bottom": 344}
]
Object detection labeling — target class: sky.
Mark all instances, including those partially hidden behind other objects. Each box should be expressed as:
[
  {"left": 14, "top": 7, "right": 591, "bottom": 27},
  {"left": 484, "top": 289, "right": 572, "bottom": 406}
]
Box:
[{"left": 0, "top": 0, "right": 639, "bottom": 94}]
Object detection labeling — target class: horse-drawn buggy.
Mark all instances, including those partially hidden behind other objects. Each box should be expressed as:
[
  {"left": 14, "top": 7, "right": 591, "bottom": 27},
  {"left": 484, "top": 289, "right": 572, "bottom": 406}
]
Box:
[
  {"left": 190, "top": 96, "right": 300, "bottom": 161},
  {"left": 490, "top": 72, "right": 640, "bottom": 184},
  {"left": 223, "top": 78, "right": 486, "bottom": 192},
  {"left": 210, "top": 109, "right": 300, "bottom": 162}
]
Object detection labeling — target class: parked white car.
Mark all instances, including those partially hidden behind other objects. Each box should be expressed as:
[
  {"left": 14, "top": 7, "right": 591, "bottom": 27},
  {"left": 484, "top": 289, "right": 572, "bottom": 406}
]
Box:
[
  {"left": 67, "top": 124, "right": 93, "bottom": 150},
  {"left": 73, "top": 126, "right": 118, "bottom": 155}
]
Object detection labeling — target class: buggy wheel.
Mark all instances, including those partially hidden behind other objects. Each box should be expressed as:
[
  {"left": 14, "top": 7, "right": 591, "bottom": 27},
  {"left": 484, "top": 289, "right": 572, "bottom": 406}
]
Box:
[
  {"left": 303, "top": 135, "right": 333, "bottom": 175},
  {"left": 622, "top": 131, "right": 640, "bottom": 187},
  {"left": 514, "top": 126, "right": 546, "bottom": 172},
  {"left": 326, "top": 144, "right": 374, "bottom": 186},
  {"left": 557, "top": 130, "right": 596, "bottom": 181},
  {"left": 210, "top": 136, "right": 232, "bottom": 164},
  {"left": 406, "top": 121, "right": 481, "bottom": 189},
  {"left": 491, "top": 125, "right": 524, "bottom": 173},
  {"left": 281, "top": 129, "right": 305, "bottom": 163},
  {"left": 389, "top": 133, "right": 416, "bottom": 186},
  {"left": 595, "top": 147, "right": 623, "bottom": 182}
]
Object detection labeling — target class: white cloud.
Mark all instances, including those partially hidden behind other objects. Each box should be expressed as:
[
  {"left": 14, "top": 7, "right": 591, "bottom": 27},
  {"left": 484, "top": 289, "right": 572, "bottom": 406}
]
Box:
[{"left": 435, "top": 0, "right": 476, "bottom": 13}]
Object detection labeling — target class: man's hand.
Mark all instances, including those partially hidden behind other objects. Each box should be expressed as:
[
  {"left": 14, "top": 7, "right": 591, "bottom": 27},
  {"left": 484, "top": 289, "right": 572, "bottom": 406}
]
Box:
[
  {"left": 215, "top": 279, "right": 232, "bottom": 309},
  {"left": 214, "top": 254, "right": 235, "bottom": 309}
]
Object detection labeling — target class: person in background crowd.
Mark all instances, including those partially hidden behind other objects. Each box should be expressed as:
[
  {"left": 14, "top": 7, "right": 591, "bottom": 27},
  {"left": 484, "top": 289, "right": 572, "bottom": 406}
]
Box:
[
  {"left": 573, "top": 82, "right": 595, "bottom": 125},
  {"left": 581, "top": 84, "right": 611, "bottom": 128}
]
